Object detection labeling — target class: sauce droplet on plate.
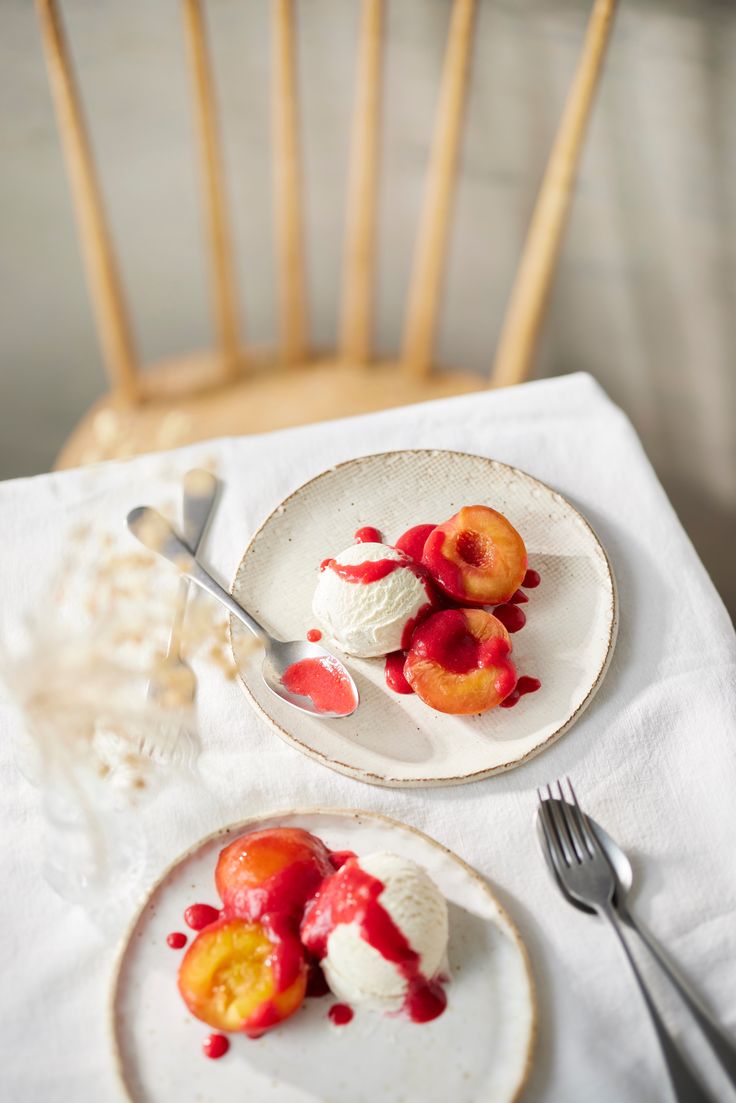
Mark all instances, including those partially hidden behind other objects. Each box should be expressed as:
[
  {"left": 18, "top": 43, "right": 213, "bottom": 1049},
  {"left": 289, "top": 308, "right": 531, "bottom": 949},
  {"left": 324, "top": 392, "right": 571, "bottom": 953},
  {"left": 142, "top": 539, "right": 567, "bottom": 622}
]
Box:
[
  {"left": 203, "top": 1033, "right": 230, "bottom": 1059},
  {"left": 184, "top": 903, "right": 221, "bottom": 931},
  {"left": 328, "top": 1003, "right": 354, "bottom": 1026},
  {"left": 354, "top": 526, "right": 382, "bottom": 544},
  {"left": 166, "top": 931, "right": 187, "bottom": 949},
  {"left": 306, "top": 628, "right": 322, "bottom": 642},
  {"left": 500, "top": 675, "right": 541, "bottom": 708}
]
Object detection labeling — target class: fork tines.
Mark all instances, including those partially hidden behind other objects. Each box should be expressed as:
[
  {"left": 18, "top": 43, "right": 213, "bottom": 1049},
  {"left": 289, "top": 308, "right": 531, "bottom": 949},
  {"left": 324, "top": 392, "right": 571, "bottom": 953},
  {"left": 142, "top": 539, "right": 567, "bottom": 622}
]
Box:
[{"left": 538, "top": 777, "right": 599, "bottom": 866}]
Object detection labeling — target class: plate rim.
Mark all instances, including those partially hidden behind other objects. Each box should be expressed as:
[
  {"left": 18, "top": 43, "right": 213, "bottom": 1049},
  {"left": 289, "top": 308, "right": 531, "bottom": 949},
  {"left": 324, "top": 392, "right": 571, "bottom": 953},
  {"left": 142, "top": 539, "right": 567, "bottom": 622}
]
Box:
[
  {"left": 228, "top": 448, "right": 619, "bottom": 787},
  {"left": 109, "top": 805, "right": 537, "bottom": 1103}
]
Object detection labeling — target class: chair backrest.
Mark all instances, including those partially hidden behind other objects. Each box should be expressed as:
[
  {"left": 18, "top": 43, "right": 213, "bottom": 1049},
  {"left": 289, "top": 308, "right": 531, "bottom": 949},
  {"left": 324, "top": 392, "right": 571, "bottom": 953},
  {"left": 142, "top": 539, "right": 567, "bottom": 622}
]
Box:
[{"left": 36, "top": 0, "right": 616, "bottom": 404}]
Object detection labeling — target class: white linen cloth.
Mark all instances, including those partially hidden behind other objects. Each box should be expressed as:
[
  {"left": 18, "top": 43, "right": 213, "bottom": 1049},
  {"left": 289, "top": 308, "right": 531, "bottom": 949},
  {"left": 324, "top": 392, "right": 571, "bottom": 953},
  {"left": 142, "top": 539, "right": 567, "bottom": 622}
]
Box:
[{"left": 0, "top": 373, "right": 734, "bottom": 1103}]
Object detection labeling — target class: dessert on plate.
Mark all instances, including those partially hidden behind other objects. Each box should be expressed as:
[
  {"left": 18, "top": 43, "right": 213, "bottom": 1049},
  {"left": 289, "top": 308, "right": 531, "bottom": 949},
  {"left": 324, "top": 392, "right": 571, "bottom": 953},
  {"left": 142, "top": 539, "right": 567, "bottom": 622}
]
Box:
[
  {"left": 304, "top": 506, "right": 541, "bottom": 715},
  {"left": 172, "top": 826, "right": 451, "bottom": 1057}
]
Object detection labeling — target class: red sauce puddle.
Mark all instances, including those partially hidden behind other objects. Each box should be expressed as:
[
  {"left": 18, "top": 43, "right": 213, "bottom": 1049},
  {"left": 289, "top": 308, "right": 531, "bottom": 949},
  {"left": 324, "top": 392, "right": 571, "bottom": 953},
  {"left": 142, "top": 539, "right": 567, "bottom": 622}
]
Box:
[
  {"left": 306, "top": 627, "right": 322, "bottom": 642},
  {"left": 184, "top": 903, "right": 221, "bottom": 931},
  {"left": 203, "top": 1033, "right": 229, "bottom": 1059},
  {"left": 166, "top": 931, "right": 187, "bottom": 949},
  {"left": 328, "top": 1003, "right": 354, "bottom": 1025},
  {"left": 301, "top": 861, "right": 447, "bottom": 1024},
  {"left": 282, "top": 657, "right": 357, "bottom": 715},
  {"left": 354, "top": 526, "right": 382, "bottom": 544},
  {"left": 385, "top": 651, "right": 413, "bottom": 694},
  {"left": 492, "top": 604, "right": 526, "bottom": 633},
  {"left": 306, "top": 962, "right": 331, "bottom": 998},
  {"left": 394, "top": 523, "right": 437, "bottom": 562},
  {"left": 523, "top": 569, "right": 541, "bottom": 588},
  {"left": 500, "top": 675, "right": 542, "bottom": 708}
]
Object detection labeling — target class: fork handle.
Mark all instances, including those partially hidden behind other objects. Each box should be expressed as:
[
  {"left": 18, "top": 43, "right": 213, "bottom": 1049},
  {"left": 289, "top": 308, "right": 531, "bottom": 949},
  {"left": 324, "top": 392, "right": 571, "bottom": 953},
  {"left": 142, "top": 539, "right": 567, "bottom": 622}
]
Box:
[
  {"left": 600, "top": 904, "right": 717, "bottom": 1103},
  {"left": 620, "top": 905, "right": 736, "bottom": 1087}
]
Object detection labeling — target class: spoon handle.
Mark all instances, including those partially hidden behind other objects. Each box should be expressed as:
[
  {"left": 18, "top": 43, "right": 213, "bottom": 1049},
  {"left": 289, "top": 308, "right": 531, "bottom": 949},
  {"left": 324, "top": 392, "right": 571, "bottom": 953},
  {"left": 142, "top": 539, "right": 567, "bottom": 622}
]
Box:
[
  {"left": 621, "top": 906, "right": 736, "bottom": 1085},
  {"left": 601, "top": 904, "right": 717, "bottom": 1103},
  {"left": 186, "top": 560, "right": 267, "bottom": 643}
]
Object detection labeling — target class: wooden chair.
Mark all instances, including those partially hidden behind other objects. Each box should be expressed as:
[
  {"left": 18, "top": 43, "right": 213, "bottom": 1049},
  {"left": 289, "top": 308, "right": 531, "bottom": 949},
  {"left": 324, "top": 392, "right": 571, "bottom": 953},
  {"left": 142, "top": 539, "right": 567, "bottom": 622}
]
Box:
[{"left": 37, "top": 0, "right": 616, "bottom": 470}]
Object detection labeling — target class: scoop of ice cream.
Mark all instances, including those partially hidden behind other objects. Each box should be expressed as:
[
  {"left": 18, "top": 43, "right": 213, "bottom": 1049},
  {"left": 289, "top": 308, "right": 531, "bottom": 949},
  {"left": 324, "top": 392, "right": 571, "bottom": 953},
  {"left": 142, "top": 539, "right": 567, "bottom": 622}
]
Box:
[
  {"left": 312, "top": 543, "right": 431, "bottom": 658},
  {"left": 300, "top": 851, "right": 449, "bottom": 1015}
]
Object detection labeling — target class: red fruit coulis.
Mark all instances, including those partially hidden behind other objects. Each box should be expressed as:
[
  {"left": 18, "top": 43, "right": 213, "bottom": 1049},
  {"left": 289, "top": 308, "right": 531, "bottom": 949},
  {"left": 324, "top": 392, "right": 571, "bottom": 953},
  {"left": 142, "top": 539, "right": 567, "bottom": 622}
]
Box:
[
  {"left": 328, "top": 1003, "right": 354, "bottom": 1025},
  {"left": 522, "top": 568, "right": 541, "bottom": 588},
  {"left": 384, "top": 650, "right": 413, "bottom": 694},
  {"left": 306, "top": 961, "right": 331, "bottom": 998},
  {"left": 354, "top": 526, "right": 382, "bottom": 544},
  {"left": 500, "top": 675, "right": 542, "bottom": 708},
  {"left": 306, "top": 627, "right": 322, "bottom": 642},
  {"left": 166, "top": 931, "right": 187, "bottom": 949},
  {"left": 410, "top": 609, "right": 513, "bottom": 677},
  {"left": 203, "top": 1033, "right": 229, "bottom": 1059},
  {"left": 492, "top": 604, "right": 526, "bottom": 633},
  {"left": 281, "top": 657, "right": 357, "bottom": 715},
  {"left": 184, "top": 903, "right": 221, "bottom": 931},
  {"left": 329, "top": 849, "right": 357, "bottom": 870},
  {"left": 301, "top": 860, "right": 447, "bottom": 1024},
  {"left": 394, "top": 523, "right": 437, "bottom": 563},
  {"left": 508, "top": 589, "right": 528, "bottom": 605},
  {"left": 320, "top": 553, "right": 427, "bottom": 587}
]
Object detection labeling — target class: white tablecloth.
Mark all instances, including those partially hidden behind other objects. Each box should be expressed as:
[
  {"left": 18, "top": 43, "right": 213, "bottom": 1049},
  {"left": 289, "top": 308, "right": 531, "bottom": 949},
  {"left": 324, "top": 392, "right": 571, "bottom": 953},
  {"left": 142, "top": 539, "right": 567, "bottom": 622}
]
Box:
[{"left": 1, "top": 373, "right": 735, "bottom": 1103}]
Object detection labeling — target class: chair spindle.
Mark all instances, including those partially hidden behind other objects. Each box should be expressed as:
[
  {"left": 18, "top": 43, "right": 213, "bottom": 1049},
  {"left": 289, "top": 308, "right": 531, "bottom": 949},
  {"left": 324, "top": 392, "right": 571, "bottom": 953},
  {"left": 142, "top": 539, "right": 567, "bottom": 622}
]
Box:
[
  {"left": 273, "top": 0, "right": 308, "bottom": 364},
  {"left": 182, "top": 0, "right": 243, "bottom": 381},
  {"left": 339, "top": 0, "right": 383, "bottom": 366},
  {"left": 36, "top": 0, "right": 139, "bottom": 403},
  {"left": 401, "top": 0, "right": 477, "bottom": 378},
  {"left": 491, "top": 0, "right": 617, "bottom": 388}
]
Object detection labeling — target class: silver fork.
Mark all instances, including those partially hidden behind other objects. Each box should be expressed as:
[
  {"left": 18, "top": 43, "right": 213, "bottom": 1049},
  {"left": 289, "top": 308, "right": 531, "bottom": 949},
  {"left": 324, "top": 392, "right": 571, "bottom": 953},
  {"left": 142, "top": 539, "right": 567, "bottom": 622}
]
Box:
[
  {"left": 538, "top": 780, "right": 716, "bottom": 1103},
  {"left": 139, "top": 469, "right": 217, "bottom": 766}
]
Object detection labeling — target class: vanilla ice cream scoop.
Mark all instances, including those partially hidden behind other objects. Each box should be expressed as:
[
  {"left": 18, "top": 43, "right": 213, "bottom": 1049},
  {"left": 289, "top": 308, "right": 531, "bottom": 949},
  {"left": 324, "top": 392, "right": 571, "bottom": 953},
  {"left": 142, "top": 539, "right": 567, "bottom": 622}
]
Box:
[
  {"left": 300, "top": 851, "right": 449, "bottom": 1019},
  {"left": 312, "top": 543, "right": 431, "bottom": 658}
]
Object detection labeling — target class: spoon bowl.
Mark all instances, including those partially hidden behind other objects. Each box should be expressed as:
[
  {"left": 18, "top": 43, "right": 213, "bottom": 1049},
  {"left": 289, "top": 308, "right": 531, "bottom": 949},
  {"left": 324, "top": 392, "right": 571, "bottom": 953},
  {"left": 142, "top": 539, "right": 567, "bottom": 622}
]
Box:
[{"left": 127, "top": 506, "right": 359, "bottom": 720}]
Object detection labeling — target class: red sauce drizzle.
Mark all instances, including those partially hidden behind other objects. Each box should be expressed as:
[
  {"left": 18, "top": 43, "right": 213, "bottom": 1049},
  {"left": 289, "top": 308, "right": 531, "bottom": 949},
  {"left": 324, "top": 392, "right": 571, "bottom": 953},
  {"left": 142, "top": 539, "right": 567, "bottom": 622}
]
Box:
[
  {"left": 306, "top": 628, "right": 322, "bottom": 642},
  {"left": 328, "top": 1003, "right": 354, "bottom": 1025},
  {"left": 354, "top": 526, "right": 382, "bottom": 544},
  {"left": 306, "top": 961, "right": 330, "bottom": 998},
  {"left": 184, "top": 903, "right": 221, "bottom": 930},
  {"left": 400, "top": 601, "right": 434, "bottom": 650},
  {"left": 166, "top": 931, "right": 187, "bottom": 949},
  {"left": 523, "top": 568, "right": 541, "bottom": 588},
  {"left": 203, "top": 1033, "right": 229, "bottom": 1059},
  {"left": 384, "top": 651, "right": 414, "bottom": 694},
  {"left": 410, "top": 609, "right": 513, "bottom": 676},
  {"left": 281, "top": 657, "right": 356, "bottom": 715},
  {"left": 225, "top": 857, "right": 333, "bottom": 927},
  {"left": 500, "top": 675, "right": 542, "bottom": 708},
  {"left": 320, "top": 551, "right": 428, "bottom": 586},
  {"left": 420, "top": 529, "right": 464, "bottom": 598},
  {"left": 300, "top": 860, "right": 447, "bottom": 1024},
  {"left": 329, "top": 849, "right": 357, "bottom": 871},
  {"left": 508, "top": 589, "right": 528, "bottom": 604},
  {"left": 394, "top": 523, "right": 437, "bottom": 563}
]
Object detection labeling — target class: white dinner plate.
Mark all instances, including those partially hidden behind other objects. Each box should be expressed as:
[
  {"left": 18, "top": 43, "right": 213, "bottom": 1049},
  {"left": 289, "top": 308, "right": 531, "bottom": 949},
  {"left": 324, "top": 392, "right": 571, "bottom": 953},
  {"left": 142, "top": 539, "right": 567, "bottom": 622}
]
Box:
[
  {"left": 229, "top": 450, "right": 618, "bottom": 787},
  {"left": 111, "top": 809, "right": 535, "bottom": 1103}
]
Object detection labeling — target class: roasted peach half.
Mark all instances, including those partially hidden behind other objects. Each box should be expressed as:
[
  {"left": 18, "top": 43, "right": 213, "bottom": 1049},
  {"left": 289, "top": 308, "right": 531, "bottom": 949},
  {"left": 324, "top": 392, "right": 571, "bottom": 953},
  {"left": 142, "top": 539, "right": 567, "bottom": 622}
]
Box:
[
  {"left": 178, "top": 917, "right": 306, "bottom": 1037},
  {"left": 421, "top": 506, "right": 527, "bottom": 605},
  {"left": 404, "top": 608, "right": 517, "bottom": 714},
  {"left": 215, "top": 827, "right": 333, "bottom": 921}
]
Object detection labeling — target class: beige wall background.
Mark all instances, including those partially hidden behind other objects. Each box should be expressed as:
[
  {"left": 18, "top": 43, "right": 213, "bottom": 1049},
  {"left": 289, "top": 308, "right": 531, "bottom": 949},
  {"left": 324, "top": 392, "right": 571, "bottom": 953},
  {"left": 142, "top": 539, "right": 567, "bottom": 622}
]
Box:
[{"left": 0, "top": 0, "right": 734, "bottom": 615}]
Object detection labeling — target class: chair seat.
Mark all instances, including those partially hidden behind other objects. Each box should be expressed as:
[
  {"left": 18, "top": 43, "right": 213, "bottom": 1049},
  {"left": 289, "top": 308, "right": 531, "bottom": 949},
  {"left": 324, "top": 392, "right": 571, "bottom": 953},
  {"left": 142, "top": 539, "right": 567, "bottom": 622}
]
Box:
[{"left": 55, "top": 353, "right": 486, "bottom": 469}]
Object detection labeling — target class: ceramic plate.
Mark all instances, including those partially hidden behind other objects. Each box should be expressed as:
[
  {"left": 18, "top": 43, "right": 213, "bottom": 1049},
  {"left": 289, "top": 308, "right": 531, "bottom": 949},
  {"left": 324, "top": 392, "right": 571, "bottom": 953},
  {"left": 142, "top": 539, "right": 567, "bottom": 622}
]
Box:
[
  {"left": 230, "top": 450, "right": 617, "bottom": 786},
  {"left": 111, "top": 809, "right": 535, "bottom": 1103}
]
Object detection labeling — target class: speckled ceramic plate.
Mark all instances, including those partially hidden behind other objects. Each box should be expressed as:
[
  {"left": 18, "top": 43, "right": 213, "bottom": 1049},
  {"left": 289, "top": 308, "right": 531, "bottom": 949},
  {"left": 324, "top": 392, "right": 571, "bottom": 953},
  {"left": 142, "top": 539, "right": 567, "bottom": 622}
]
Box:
[
  {"left": 230, "top": 450, "right": 617, "bottom": 787},
  {"left": 111, "top": 809, "right": 535, "bottom": 1103}
]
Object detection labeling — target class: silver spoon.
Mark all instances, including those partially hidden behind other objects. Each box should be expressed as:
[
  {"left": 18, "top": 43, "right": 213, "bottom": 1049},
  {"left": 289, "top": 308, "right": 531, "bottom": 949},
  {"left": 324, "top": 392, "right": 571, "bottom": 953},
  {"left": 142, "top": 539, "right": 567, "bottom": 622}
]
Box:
[
  {"left": 127, "top": 506, "right": 359, "bottom": 720},
  {"left": 536, "top": 803, "right": 736, "bottom": 1085}
]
